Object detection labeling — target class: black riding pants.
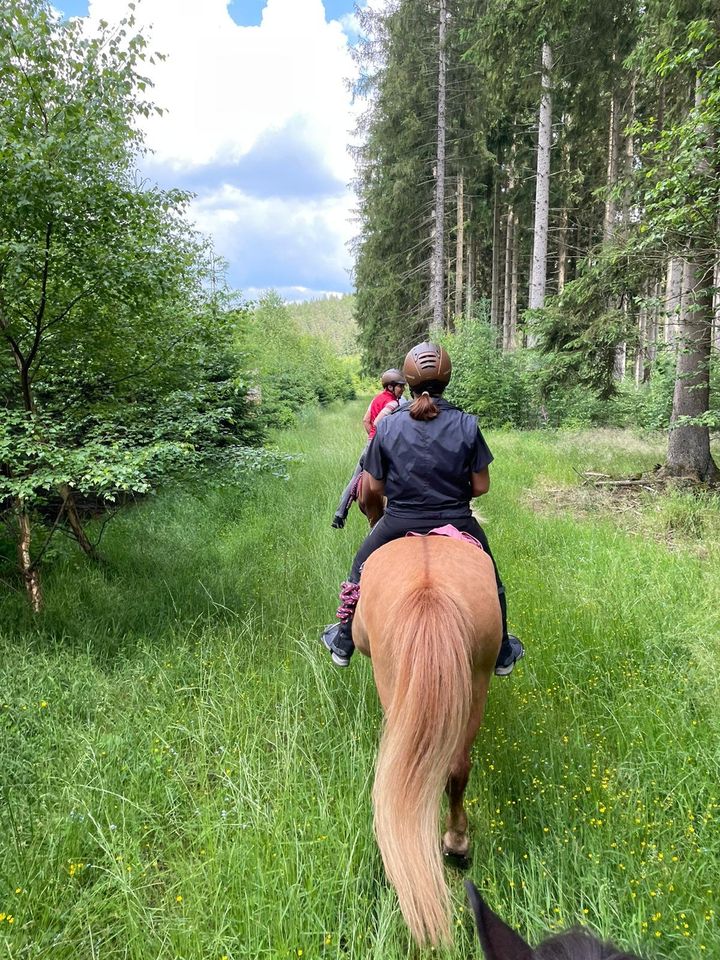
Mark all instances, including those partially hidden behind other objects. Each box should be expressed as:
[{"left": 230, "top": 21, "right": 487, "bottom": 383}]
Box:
[{"left": 334, "top": 441, "right": 370, "bottom": 522}]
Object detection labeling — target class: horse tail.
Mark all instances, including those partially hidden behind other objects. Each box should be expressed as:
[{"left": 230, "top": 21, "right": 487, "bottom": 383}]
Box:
[{"left": 372, "top": 582, "right": 473, "bottom": 946}]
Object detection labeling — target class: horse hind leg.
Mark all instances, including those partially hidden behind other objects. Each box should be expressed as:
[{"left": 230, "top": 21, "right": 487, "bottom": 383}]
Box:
[
  {"left": 442, "top": 690, "right": 491, "bottom": 863},
  {"left": 442, "top": 748, "right": 471, "bottom": 861}
]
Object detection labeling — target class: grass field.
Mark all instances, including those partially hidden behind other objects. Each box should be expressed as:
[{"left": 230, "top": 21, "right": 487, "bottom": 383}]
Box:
[{"left": 1, "top": 403, "right": 719, "bottom": 959}]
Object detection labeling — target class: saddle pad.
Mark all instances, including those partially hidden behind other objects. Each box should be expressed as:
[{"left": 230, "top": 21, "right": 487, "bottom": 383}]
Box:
[{"left": 406, "top": 524, "right": 483, "bottom": 550}]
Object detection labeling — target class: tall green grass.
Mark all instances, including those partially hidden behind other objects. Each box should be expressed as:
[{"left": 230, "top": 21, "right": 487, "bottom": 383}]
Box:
[{"left": 1, "top": 406, "right": 718, "bottom": 958}]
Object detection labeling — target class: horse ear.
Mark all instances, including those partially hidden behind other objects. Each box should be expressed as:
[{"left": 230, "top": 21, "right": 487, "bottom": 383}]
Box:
[{"left": 464, "top": 880, "right": 534, "bottom": 960}]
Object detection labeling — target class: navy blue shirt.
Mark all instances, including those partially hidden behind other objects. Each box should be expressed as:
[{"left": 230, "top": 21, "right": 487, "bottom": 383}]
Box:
[{"left": 364, "top": 398, "right": 493, "bottom": 519}]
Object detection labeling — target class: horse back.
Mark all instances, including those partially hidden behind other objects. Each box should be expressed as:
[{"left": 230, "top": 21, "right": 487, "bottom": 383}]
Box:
[{"left": 353, "top": 536, "right": 502, "bottom": 687}]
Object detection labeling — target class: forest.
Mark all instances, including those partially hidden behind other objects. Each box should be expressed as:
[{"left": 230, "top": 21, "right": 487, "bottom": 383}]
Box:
[
  {"left": 353, "top": 0, "right": 719, "bottom": 482},
  {"left": 1, "top": 0, "right": 719, "bottom": 958}
]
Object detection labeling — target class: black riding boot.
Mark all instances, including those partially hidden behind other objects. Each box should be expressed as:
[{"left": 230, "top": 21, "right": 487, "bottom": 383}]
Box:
[
  {"left": 495, "top": 588, "right": 524, "bottom": 676},
  {"left": 321, "top": 618, "right": 354, "bottom": 667}
]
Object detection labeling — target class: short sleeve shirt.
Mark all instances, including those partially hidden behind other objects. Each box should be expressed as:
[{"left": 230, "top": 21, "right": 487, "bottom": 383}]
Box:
[{"left": 364, "top": 398, "right": 493, "bottom": 519}]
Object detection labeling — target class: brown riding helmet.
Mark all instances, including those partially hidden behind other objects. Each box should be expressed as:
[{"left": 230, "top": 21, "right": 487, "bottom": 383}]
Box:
[
  {"left": 381, "top": 368, "right": 406, "bottom": 388},
  {"left": 402, "top": 342, "right": 452, "bottom": 391}
]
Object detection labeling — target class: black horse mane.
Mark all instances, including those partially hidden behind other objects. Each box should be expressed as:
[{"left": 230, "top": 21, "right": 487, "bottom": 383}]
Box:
[{"left": 535, "top": 928, "right": 643, "bottom": 960}]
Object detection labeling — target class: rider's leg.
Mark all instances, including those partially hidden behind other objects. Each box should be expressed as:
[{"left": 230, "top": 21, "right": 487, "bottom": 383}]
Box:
[
  {"left": 332, "top": 444, "right": 369, "bottom": 528},
  {"left": 459, "top": 516, "right": 524, "bottom": 675},
  {"left": 322, "top": 514, "right": 414, "bottom": 664}
]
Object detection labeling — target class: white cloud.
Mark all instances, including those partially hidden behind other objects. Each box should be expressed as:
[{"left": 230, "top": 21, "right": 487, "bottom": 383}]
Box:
[
  {"left": 87, "top": 0, "right": 357, "bottom": 179},
  {"left": 83, "top": 0, "right": 361, "bottom": 295},
  {"left": 192, "top": 184, "right": 354, "bottom": 292}
]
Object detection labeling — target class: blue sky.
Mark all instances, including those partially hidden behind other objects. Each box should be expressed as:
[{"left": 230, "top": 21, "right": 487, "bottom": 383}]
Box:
[
  {"left": 55, "top": 0, "right": 369, "bottom": 301},
  {"left": 59, "top": 0, "right": 357, "bottom": 24}
]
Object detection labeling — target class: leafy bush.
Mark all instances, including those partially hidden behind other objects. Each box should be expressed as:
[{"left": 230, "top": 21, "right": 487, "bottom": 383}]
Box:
[
  {"left": 439, "top": 311, "right": 719, "bottom": 433},
  {"left": 236, "top": 293, "right": 355, "bottom": 431},
  {"left": 444, "top": 312, "right": 537, "bottom": 427},
  {"left": 442, "top": 313, "right": 535, "bottom": 428}
]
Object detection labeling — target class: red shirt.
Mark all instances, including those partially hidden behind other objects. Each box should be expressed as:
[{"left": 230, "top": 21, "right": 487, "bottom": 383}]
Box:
[{"left": 367, "top": 389, "right": 399, "bottom": 439}]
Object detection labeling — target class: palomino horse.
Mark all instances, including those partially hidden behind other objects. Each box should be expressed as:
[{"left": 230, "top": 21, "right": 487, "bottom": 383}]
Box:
[
  {"left": 465, "top": 880, "right": 647, "bottom": 959},
  {"left": 352, "top": 535, "right": 502, "bottom": 947}
]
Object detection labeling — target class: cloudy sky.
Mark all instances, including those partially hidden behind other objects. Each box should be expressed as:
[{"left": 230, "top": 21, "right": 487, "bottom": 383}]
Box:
[{"left": 55, "top": 0, "right": 373, "bottom": 301}]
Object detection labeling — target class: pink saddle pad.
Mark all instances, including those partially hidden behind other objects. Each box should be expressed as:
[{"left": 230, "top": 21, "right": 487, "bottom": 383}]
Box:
[{"left": 406, "top": 523, "right": 483, "bottom": 550}]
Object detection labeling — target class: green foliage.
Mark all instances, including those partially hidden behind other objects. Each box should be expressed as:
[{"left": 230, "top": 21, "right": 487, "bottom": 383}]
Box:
[
  {"left": 443, "top": 310, "right": 604, "bottom": 429},
  {"left": 442, "top": 311, "right": 534, "bottom": 427},
  {"left": 0, "top": 0, "right": 277, "bottom": 591},
  {"left": 632, "top": 15, "right": 720, "bottom": 257},
  {"left": 353, "top": 0, "right": 440, "bottom": 369},
  {"left": 0, "top": 409, "right": 187, "bottom": 503},
  {"left": 632, "top": 346, "right": 676, "bottom": 431},
  {"left": 286, "top": 295, "right": 358, "bottom": 356},
  {"left": 439, "top": 308, "right": 696, "bottom": 432},
  {"left": 237, "top": 293, "right": 355, "bottom": 430},
  {"left": 529, "top": 249, "right": 651, "bottom": 401}
]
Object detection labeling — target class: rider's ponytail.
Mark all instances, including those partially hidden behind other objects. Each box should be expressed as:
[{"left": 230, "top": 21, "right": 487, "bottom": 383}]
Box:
[{"left": 409, "top": 390, "right": 440, "bottom": 421}]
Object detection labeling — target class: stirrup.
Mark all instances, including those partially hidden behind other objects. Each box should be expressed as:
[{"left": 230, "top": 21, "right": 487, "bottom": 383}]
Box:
[{"left": 321, "top": 623, "right": 351, "bottom": 667}]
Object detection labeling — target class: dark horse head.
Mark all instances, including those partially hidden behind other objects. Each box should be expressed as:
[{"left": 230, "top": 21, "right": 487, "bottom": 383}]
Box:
[{"left": 465, "top": 881, "right": 647, "bottom": 960}]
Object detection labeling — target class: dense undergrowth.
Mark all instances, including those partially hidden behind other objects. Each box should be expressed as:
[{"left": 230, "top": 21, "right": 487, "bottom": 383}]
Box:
[
  {"left": 443, "top": 313, "right": 720, "bottom": 433},
  {"left": 1, "top": 403, "right": 718, "bottom": 959}
]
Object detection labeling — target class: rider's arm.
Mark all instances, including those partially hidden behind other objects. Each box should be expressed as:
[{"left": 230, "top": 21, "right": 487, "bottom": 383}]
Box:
[
  {"left": 372, "top": 400, "right": 398, "bottom": 430},
  {"left": 362, "top": 403, "right": 374, "bottom": 436},
  {"left": 471, "top": 467, "right": 490, "bottom": 497}
]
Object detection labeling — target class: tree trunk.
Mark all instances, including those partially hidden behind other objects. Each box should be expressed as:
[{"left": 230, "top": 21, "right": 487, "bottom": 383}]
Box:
[
  {"left": 528, "top": 41, "right": 553, "bottom": 334},
  {"left": 16, "top": 499, "right": 42, "bottom": 613},
  {"left": 556, "top": 126, "right": 570, "bottom": 293},
  {"left": 466, "top": 233, "right": 474, "bottom": 319},
  {"left": 646, "top": 278, "right": 660, "bottom": 378},
  {"left": 665, "top": 257, "right": 683, "bottom": 345},
  {"left": 605, "top": 85, "right": 625, "bottom": 379},
  {"left": 622, "top": 79, "right": 636, "bottom": 229},
  {"left": 528, "top": 40, "right": 553, "bottom": 308},
  {"left": 490, "top": 175, "right": 501, "bottom": 328},
  {"left": 429, "top": 0, "right": 447, "bottom": 336},
  {"left": 496, "top": 208, "right": 507, "bottom": 341},
  {"left": 665, "top": 257, "right": 719, "bottom": 482},
  {"left": 713, "top": 257, "right": 720, "bottom": 351},
  {"left": 58, "top": 483, "right": 99, "bottom": 561},
  {"left": 604, "top": 88, "right": 621, "bottom": 242},
  {"left": 502, "top": 207, "right": 514, "bottom": 350},
  {"left": 634, "top": 307, "right": 646, "bottom": 386},
  {"left": 454, "top": 171, "right": 464, "bottom": 318},
  {"left": 509, "top": 212, "right": 519, "bottom": 349},
  {"left": 613, "top": 341, "right": 627, "bottom": 381},
  {"left": 557, "top": 206, "right": 568, "bottom": 293},
  {"left": 665, "top": 73, "right": 719, "bottom": 482}
]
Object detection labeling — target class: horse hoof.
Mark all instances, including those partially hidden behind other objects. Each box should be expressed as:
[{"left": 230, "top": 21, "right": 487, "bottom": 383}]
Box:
[{"left": 442, "top": 846, "right": 471, "bottom": 871}]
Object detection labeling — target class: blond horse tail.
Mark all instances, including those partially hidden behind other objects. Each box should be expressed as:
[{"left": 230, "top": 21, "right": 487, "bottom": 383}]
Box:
[{"left": 372, "top": 583, "right": 473, "bottom": 946}]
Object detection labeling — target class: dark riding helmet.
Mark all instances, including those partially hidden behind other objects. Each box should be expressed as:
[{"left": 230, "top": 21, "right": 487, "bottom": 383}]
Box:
[
  {"left": 402, "top": 342, "right": 452, "bottom": 392},
  {"left": 381, "top": 368, "right": 406, "bottom": 388}
]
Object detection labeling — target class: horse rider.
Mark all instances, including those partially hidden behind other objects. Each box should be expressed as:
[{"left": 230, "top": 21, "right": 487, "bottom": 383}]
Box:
[
  {"left": 331, "top": 367, "right": 407, "bottom": 529},
  {"left": 322, "top": 341, "right": 524, "bottom": 675}
]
